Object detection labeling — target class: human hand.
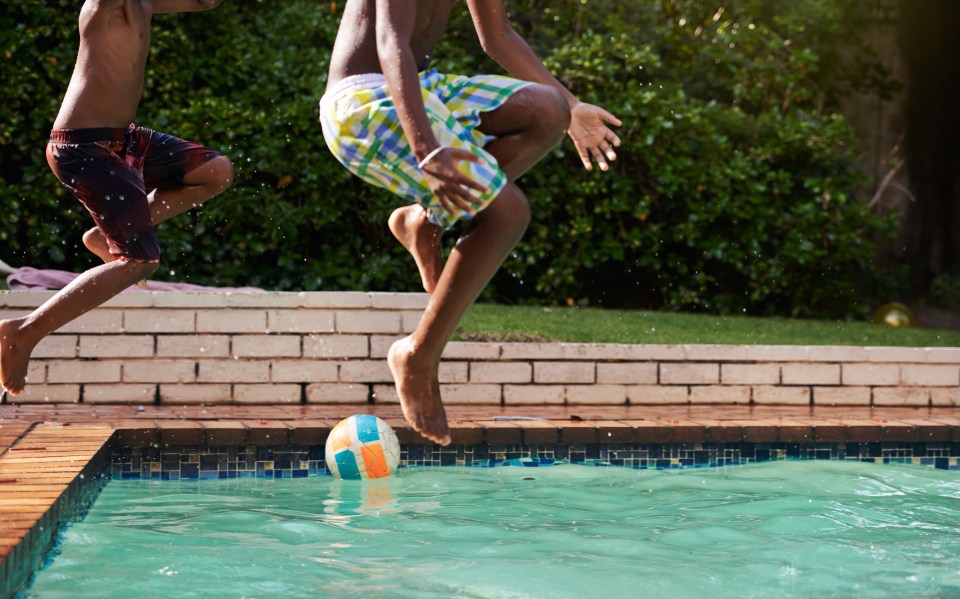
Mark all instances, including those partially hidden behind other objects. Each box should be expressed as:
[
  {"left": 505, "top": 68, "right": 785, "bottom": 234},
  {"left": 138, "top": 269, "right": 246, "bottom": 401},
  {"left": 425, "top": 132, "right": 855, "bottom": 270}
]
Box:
[
  {"left": 567, "top": 102, "right": 622, "bottom": 172},
  {"left": 420, "top": 147, "right": 488, "bottom": 217}
]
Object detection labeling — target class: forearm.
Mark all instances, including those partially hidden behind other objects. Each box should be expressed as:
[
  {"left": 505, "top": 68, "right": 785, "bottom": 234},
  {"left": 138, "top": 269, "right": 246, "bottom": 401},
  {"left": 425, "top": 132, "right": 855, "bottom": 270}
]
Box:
[
  {"left": 469, "top": 0, "right": 579, "bottom": 108},
  {"left": 380, "top": 50, "right": 440, "bottom": 161},
  {"left": 152, "top": 0, "right": 224, "bottom": 14},
  {"left": 483, "top": 29, "right": 579, "bottom": 108},
  {"left": 376, "top": 5, "right": 440, "bottom": 160}
]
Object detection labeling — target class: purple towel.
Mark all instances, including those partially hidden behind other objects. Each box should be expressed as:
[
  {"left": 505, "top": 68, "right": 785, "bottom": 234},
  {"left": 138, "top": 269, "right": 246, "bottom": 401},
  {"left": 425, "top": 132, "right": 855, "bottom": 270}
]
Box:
[{"left": 6, "top": 267, "right": 263, "bottom": 293}]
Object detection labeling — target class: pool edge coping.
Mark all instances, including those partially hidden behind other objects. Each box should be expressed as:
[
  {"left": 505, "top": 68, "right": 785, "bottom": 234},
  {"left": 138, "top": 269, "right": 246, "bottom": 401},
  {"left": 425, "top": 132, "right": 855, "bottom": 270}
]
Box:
[{"left": 2, "top": 407, "right": 959, "bottom": 598}]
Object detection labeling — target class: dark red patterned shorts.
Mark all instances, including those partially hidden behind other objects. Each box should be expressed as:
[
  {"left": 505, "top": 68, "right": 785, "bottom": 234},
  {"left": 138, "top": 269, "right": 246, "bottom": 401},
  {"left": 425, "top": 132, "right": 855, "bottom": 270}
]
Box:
[{"left": 46, "top": 125, "right": 221, "bottom": 262}]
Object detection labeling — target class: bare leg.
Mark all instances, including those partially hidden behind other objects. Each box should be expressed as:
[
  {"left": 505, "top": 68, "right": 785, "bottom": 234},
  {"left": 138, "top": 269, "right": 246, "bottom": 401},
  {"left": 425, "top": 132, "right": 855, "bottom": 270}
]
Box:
[
  {"left": 389, "top": 84, "right": 569, "bottom": 293},
  {"left": 389, "top": 183, "right": 531, "bottom": 444},
  {"left": 83, "top": 156, "right": 234, "bottom": 267},
  {"left": 0, "top": 259, "right": 158, "bottom": 395}
]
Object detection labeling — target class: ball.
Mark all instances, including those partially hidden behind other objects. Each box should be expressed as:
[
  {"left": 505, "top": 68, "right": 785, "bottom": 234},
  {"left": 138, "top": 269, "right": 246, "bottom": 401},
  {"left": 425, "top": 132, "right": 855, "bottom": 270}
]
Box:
[
  {"left": 873, "top": 302, "right": 916, "bottom": 328},
  {"left": 325, "top": 415, "right": 400, "bottom": 480}
]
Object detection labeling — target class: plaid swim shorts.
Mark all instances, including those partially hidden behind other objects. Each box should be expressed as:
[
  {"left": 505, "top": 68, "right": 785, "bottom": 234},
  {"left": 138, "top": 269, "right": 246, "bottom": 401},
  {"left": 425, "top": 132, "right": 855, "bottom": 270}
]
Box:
[{"left": 319, "top": 69, "right": 531, "bottom": 229}]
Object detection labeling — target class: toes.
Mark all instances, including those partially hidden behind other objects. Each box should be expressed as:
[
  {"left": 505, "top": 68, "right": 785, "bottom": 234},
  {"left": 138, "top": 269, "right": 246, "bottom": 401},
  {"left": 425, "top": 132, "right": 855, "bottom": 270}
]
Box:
[{"left": 410, "top": 418, "right": 450, "bottom": 446}]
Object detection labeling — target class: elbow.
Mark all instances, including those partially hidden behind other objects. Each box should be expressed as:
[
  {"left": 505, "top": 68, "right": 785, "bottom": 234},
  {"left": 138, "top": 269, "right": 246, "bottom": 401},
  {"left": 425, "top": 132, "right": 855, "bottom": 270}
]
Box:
[
  {"left": 375, "top": 31, "right": 405, "bottom": 71},
  {"left": 478, "top": 29, "right": 515, "bottom": 62},
  {"left": 90, "top": 0, "right": 126, "bottom": 9},
  {"left": 477, "top": 32, "right": 501, "bottom": 56}
]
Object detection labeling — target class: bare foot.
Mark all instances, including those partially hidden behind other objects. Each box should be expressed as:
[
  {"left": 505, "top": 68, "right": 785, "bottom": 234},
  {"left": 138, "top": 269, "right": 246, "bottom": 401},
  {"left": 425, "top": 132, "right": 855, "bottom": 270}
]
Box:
[
  {"left": 83, "top": 228, "right": 148, "bottom": 288},
  {"left": 388, "top": 206, "right": 443, "bottom": 294},
  {"left": 387, "top": 336, "right": 451, "bottom": 445},
  {"left": 0, "top": 319, "right": 35, "bottom": 396}
]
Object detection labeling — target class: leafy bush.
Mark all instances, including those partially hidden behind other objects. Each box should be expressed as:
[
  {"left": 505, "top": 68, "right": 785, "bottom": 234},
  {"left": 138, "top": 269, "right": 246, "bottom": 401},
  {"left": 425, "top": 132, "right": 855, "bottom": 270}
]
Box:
[
  {"left": 930, "top": 274, "right": 960, "bottom": 309},
  {"left": 478, "top": 0, "right": 899, "bottom": 317},
  {"left": 0, "top": 0, "right": 898, "bottom": 317}
]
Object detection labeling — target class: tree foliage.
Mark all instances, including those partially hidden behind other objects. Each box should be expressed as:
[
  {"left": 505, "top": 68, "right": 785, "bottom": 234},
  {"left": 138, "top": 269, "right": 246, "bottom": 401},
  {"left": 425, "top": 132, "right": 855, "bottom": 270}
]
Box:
[{"left": 0, "top": 0, "right": 897, "bottom": 317}]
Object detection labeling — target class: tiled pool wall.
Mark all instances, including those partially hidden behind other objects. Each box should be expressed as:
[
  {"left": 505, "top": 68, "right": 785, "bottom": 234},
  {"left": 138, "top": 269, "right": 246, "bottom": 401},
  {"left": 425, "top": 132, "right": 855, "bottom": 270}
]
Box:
[
  {"left": 1, "top": 290, "right": 958, "bottom": 409},
  {"left": 111, "top": 441, "right": 960, "bottom": 480}
]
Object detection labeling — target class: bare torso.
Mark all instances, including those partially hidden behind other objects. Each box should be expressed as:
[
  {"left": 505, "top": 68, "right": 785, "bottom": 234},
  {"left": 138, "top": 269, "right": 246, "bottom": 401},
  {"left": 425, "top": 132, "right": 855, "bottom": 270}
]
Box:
[
  {"left": 326, "top": 0, "right": 457, "bottom": 88},
  {"left": 53, "top": 0, "right": 153, "bottom": 129}
]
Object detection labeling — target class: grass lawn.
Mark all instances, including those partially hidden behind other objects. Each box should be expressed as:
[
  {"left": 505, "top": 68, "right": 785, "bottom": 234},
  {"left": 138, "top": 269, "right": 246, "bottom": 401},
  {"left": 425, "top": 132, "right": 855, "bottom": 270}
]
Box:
[{"left": 455, "top": 304, "right": 960, "bottom": 347}]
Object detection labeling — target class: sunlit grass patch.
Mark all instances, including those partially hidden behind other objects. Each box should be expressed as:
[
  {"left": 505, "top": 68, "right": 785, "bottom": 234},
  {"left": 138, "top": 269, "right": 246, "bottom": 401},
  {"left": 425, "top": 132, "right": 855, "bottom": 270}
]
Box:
[{"left": 455, "top": 304, "right": 960, "bottom": 347}]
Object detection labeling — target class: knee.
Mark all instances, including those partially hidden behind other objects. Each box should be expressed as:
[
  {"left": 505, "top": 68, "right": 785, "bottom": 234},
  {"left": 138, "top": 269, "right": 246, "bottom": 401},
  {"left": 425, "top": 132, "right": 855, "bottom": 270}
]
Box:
[
  {"left": 81, "top": 227, "right": 100, "bottom": 246},
  {"left": 208, "top": 155, "right": 235, "bottom": 193},
  {"left": 140, "top": 259, "right": 160, "bottom": 277},
  {"left": 534, "top": 85, "right": 570, "bottom": 144},
  {"left": 497, "top": 184, "right": 531, "bottom": 231},
  {"left": 125, "top": 259, "right": 160, "bottom": 279},
  {"left": 190, "top": 155, "right": 234, "bottom": 196},
  {"left": 515, "top": 190, "right": 532, "bottom": 228}
]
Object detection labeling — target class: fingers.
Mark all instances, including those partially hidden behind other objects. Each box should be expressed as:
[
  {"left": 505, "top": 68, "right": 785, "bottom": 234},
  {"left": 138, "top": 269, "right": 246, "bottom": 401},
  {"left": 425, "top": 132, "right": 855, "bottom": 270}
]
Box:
[
  {"left": 598, "top": 107, "right": 623, "bottom": 127},
  {"left": 423, "top": 150, "right": 487, "bottom": 192},
  {"left": 450, "top": 179, "right": 483, "bottom": 209},
  {"left": 575, "top": 134, "right": 617, "bottom": 171},
  {"left": 605, "top": 128, "right": 622, "bottom": 149},
  {"left": 601, "top": 136, "right": 619, "bottom": 163},
  {"left": 590, "top": 145, "right": 610, "bottom": 172},
  {"left": 422, "top": 150, "right": 488, "bottom": 215},
  {"left": 446, "top": 147, "right": 482, "bottom": 164},
  {"left": 437, "top": 194, "right": 477, "bottom": 217},
  {"left": 435, "top": 181, "right": 481, "bottom": 216},
  {"left": 577, "top": 145, "right": 593, "bottom": 170},
  {"left": 568, "top": 106, "right": 622, "bottom": 171}
]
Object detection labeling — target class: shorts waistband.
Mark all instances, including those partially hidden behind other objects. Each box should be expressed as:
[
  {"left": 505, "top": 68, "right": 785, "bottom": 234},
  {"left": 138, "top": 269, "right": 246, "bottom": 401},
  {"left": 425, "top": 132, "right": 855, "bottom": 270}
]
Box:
[
  {"left": 320, "top": 73, "right": 388, "bottom": 107},
  {"left": 49, "top": 127, "right": 129, "bottom": 144}
]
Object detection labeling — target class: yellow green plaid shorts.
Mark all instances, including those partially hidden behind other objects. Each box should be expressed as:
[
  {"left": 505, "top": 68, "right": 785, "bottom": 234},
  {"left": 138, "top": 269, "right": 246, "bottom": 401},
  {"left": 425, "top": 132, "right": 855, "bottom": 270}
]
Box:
[{"left": 319, "top": 69, "right": 531, "bottom": 229}]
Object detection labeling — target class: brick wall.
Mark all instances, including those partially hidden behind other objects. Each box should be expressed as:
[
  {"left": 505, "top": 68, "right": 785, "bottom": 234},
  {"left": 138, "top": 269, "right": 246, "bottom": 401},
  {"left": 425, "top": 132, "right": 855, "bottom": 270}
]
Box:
[{"left": 2, "top": 291, "right": 957, "bottom": 407}]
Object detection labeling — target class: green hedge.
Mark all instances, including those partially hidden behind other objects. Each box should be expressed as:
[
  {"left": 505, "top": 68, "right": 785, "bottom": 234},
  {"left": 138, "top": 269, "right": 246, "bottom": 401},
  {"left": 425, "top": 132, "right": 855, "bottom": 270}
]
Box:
[{"left": 0, "top": 0, "right": 898, "bottom": 317}]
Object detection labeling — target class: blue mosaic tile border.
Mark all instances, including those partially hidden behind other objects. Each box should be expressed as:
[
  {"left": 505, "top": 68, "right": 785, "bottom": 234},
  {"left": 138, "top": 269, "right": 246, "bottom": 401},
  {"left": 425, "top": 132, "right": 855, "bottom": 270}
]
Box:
[{"left": 111, "top": 441, "right": 960, "bottom": 480}]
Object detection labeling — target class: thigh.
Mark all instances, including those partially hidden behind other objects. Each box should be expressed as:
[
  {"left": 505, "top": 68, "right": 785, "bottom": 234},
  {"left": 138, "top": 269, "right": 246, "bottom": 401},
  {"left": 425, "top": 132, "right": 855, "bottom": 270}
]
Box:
[
  {"left": 129, "top": 127, "right": 221, "bottom": 191},
  {"left": 476, "top": 83, "right": 566, "bottom": 138},
  {"left": 47, "top": 142, "right": 159, "bottom": 261},
  {"left": 426, "top": 71, "right": 534, "bottom": 140}
]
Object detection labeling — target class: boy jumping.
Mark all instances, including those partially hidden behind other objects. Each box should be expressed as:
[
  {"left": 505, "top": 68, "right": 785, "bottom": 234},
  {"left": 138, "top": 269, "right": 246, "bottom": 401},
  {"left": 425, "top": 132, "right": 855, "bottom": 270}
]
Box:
[
  {"left": 320, "top": 0, "right": 621, "bottom": 445},
  {"left": 0, "top": 0, "right": 234, "bottom": 397}
]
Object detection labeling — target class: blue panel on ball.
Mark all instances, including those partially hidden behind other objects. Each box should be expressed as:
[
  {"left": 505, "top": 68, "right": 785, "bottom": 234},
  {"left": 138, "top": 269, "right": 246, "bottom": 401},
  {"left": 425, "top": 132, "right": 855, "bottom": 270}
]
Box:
[
  {"left": 355, "top": 415, "right": 380, "bottom": 444},
  {"left": 335, "top": 450, "right": 362, "bottom": 480}
]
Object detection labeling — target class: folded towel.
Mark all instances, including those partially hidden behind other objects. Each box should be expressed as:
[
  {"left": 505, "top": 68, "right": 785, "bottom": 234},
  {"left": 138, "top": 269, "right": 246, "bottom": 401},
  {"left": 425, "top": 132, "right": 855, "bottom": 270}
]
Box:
[{"left": 6, "top": 266, "right": 263, "bottom": 293}]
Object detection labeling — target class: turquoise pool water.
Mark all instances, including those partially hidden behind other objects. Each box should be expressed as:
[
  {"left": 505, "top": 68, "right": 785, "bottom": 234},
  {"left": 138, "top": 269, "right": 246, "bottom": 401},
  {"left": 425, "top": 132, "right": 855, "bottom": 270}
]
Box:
[{"left": 24, "top": 461, "right": 960, "bottom": 598}]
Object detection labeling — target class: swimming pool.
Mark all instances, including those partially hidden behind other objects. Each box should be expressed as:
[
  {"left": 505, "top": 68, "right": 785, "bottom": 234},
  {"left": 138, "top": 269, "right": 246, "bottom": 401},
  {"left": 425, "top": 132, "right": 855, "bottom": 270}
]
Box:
[{"left": 23, "top": 460, "right": 960, "bottom": 598}]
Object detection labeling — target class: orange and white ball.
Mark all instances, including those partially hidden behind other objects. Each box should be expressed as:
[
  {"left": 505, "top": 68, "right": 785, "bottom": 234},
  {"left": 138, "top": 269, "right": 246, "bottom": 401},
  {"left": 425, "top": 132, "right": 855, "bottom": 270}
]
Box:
[{"left": 325, "top": 415, "right": 400, "bottom": 479}]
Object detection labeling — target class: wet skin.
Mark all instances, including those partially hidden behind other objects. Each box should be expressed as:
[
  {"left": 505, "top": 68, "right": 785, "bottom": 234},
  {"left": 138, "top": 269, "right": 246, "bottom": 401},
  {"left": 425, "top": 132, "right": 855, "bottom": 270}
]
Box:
[
  {"left": 0, "top": 0, "right": 230, "bottom": 396},
  {"left": 326, "top": 0, "right": 621, "bottom": 444}
]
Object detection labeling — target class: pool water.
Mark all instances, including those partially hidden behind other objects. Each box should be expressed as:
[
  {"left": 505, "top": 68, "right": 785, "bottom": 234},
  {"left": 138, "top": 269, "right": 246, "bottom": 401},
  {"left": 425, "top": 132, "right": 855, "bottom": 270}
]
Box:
[{"left": 23, "top": 461, "right": 960, "bottom": 598}]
